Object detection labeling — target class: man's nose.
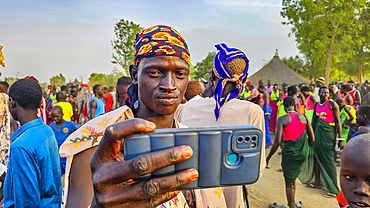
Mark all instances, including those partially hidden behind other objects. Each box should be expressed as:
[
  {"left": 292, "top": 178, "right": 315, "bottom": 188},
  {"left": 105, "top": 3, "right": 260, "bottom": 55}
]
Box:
[{"left": 159, "top": 74, "right": 176, "bottom": 92}]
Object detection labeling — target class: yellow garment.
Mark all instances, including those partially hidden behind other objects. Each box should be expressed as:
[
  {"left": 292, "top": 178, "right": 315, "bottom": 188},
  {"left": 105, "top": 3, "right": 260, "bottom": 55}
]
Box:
[
  {"left": 270, "top": 90, "right": 280, "bottom": 101},
  {"left": 240, "top": 88, "right": 252, "bottom": 99},
  {"left": 54, "top": 102, "right": 73, "bottom": 121},
  {"left": 0, "top": 45, "right": 5, "bottom": 67},
  {"left": 345, "top": 105, "right": 357, "bottom": 124}
]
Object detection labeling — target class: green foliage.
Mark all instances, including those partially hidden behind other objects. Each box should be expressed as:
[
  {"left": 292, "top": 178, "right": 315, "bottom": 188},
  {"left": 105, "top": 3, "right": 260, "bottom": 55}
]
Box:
[
  {"left": 281, "top": 55, "right": 305, "bottom": 74},
  {"left": 193, "top": 51, "right": 216, "bottom": 81},
  {"left": 49, "top": 73, "right": 66, "bottom": 87},
  {"left": 88, "top": 69, "right": 123, "bottom": 87},
  {"left": 3, "top": 77, "right": 15, "bottom": 84},
  {"left": 111, "top": 19, "right": 143, "bottom": 75},
  {"left": 281, "top": 0, "right": 364, "bottom": 84}
]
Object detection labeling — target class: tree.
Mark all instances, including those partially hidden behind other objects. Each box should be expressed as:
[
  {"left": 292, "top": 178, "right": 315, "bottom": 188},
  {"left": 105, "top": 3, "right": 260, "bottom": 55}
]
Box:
[
  {"left": 111, "top": 19, "right": 143, "bottom": 75},
  {"left": 281, "top": 0, "right": 357, "bottom": 86},
  {"left": 281, "top": 55, "right": 305, "bottom": 74},
  {"left": 193, "top": 52, "right": 216, "bottom": 81},
  {"left": 49, "top": 73, "right": 66, "bottom": 87},
  {"left": 87, "top": 70, "right": 123, "bottom": 87}
]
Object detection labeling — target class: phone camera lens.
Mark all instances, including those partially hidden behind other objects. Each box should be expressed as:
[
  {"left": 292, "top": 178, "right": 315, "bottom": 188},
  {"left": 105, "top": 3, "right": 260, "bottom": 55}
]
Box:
[
  {"left": 237, "top": 137, "right": 243, "bottom": 143},
  {"left": 244, "top": 136, "right": 250, "bottom": 143},
  {"left": 251, "top": 142, "right": 256, "bottom": 148},
  {"left": 251, "top": 136, "right": 257, "bottom": 141}
]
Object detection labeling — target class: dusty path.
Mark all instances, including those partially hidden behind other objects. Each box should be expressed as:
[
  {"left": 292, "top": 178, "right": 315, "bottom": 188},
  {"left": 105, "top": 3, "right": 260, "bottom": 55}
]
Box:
[{"left": 247, "top": 135, "right": 340, "bottom": 208}]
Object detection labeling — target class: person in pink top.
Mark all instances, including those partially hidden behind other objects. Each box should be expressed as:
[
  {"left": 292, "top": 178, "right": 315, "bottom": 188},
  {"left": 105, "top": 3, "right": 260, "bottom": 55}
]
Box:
[
  {"left": 301, "top": 86, "right": 316, "bottom": 122},
  {"left": 266, "top": 96, "right": 314, "bottom": 208},
  {"left": 309, "top": 87, "right": 343, "bottom": 197}
]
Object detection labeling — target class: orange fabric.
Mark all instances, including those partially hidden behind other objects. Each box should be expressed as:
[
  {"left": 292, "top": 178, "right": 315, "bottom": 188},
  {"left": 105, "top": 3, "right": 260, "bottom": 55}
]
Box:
[
  {"left": 342, "top": 94, "right": 349, "bottom": 105},
  {"left": 336, "top": 190, "right": 348, "bottom": 207}
]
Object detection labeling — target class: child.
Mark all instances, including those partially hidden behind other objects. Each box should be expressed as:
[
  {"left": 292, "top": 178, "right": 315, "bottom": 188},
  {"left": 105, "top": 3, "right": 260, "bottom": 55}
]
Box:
[
  {"left": 53, "top": 91, "right": 74, "bottom": 121},
  {"left": 336, "top": 99, "right": 356, "bottom": 144},
  {"left": 339, "top": 134, "right": 370, "bottom": 208},
  {"left": 49, "top": 106, "right": 80, "bottom": 175},
  {"left": 350, "top": 105, "right": 370, "bottom": 140}
]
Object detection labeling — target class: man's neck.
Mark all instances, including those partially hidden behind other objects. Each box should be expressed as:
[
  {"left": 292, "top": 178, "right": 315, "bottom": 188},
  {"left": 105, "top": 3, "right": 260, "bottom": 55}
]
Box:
[
  {"left": 56, "top": 120, "right": 65, "bottom": 127},
  {"left": 17, "top": 109, "right": 39, "bottom": 126}
]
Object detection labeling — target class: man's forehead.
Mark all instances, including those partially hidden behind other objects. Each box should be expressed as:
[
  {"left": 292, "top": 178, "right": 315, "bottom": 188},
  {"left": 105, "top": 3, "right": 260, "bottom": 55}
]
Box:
[{"left": 139, "top": 56, "right": 189, "bottom": 69}]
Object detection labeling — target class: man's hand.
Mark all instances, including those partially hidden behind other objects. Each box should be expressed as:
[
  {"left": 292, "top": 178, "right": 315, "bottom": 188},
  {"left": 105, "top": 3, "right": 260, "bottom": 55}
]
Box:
[
  {"left": 90, "top": 118, "right": 198, "bottom": 208},
  {"left": 338, "top": 140, "right": 345, "bottom": 150},
  {"left": 266, "top": 115, "right": 271, "bottom": 122}
]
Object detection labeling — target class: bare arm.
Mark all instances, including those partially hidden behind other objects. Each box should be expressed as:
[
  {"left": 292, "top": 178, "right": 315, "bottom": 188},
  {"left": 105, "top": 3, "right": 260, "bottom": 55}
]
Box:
[
  {"left": 332, "top": 101, "right": 344, "bottom": 149},
  {"left": 263, "top": 92, "right": 270, "bottom": 122},
  {"left": 90, "top": 100, "right": 97, "bottom": 119},
  {"left": 310, "top": 95, "right": 316, "bottom": 103},
  {"left": 305, "top": 115, "right": 315, "bottom": 145},
  {"left": 346, "top": 95, "right": 353, "bottom": 105},
  {"left": 354, "top": 91, "right": 361, "bottom": 105},
  {"left": 266, "top": 116, "right": 284, "bottom": 167},
  {"left": 343, "top": 106, "right": 354, "bottom": 125}
]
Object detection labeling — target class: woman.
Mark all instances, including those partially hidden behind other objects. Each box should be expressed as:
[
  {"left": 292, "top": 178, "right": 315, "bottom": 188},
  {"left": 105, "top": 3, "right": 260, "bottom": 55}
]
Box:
[
  {"left": 268, "top": 84, "right": 282, "bottom": 133},
  {"left": 310, "top": 87, "right": 343, "bottom": 197},
  {"left": 266, "top": 96, "right": 314, "bottom": 208},
  {"left": 301, "top": 86, "right": 315, "bottom": 122},
  {"left": 258, "top": 86, "right": 273, "bottom": 146}
]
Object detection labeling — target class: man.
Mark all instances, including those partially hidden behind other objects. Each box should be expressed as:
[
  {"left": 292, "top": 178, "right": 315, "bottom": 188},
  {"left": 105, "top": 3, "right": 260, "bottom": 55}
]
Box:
[
  {"left": 68, "top": 85, "right": 79, "bottom": 122},
  {"left": 103, "top": 86, "right": 114, "bottom": 112},
  {"left": 339, "top": 84, "right": 354, "bottom": 106},
  {"left": 53, "top": 91, "right": 74, "bottom": 122},
  {"left": 49, "top": 106, "right": 80, "bottom": 176},
  {"left": 179, "top": 43, "right": 265, "bottom": 208},
  {"left": 184, "top": 80, "right": 204, "bottom": 101},
  {"left": 314, "top": 77, "right": 325, "bottom": 101},
  {"left": 265, "top": 80, "right": 273, "bottom": 93},
  {"left": 347, "top": 80, "right": 361, "bottom": 110},
  {"left": 350, "top": 105, "right": 370, "bottom": 139},
  {"left": 116, "top": 76, "right": 132, "bottom": 107},
  {"left": 301, "top": 86, "right": 316, "bottom": 122},
  {"left": 5, "top": 79, "right": 62, "bottom": 207},
  {"left": 0, "top": 82, "right": 9, "bottom": 94},
  {"left": 108, "top": 86, "right": 117, "bottom": 110},
  {"left": 89, "top": 84, "right": 105, "bottom": 119},
  {"left": 61, "top": 25, "right": 199, "bottom": 208}
]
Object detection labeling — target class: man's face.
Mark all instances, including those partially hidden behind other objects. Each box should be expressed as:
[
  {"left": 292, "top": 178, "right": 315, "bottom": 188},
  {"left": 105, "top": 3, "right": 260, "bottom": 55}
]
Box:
[
  {"left": 316, "top": 81, "right": 323, "bottom": 88},
  {"left": 341, "top": 87, "right": 346, "bottom": 94},
  {"left": 273, "top": 85, "right": 278, "bottom": 91},
  {"left": 0, "top": 85, "right": 8, "bottom": 94},
  {"left": 51, "top": 111, "right": 63, "bottom": 123},
  {"left": 133, "top": 56, "right": 189, "bottom": 116},
  {"left": 302, "top": 91, "right": 309, "bottom": 97},
  {"left": 268, "top": 80, "right": 272, "bottom": 86},
  {"left": 259, "top": 80, "right": 264, "bottom": 87},
  {"left": 71, "top": 87, "right": 78, "bottom": 97},
  {"left": 95, "top": 86, "right": 104, "bottom": 97},
  {"left": 348, "top": 83, "right": 355, "bottom": 89},
  {"left": 116, "top": 84, "right": 130, "bottom": 107},
  {"left": 340, "top": 148, "right": 370, "bottom": 208},
  {"left": 356, "top": 110, "right": 366, "bottom": 126},
  {"left": 282, "top": 85, "right": 288, "bottom": 93},
  {"left": 319, "top": 88, "right": 330, "bottom": 101}
]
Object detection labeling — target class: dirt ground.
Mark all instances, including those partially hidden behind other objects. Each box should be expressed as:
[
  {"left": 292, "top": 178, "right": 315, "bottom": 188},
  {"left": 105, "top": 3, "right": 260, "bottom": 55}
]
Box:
[{"left": 247, "top": 135, "right": 341, "bottom": 208}]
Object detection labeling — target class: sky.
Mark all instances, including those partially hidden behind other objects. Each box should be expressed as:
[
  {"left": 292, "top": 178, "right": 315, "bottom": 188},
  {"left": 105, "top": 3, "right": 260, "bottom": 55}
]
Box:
[{"left": 0, "top": 0, "right": 299, "bottom": 83}]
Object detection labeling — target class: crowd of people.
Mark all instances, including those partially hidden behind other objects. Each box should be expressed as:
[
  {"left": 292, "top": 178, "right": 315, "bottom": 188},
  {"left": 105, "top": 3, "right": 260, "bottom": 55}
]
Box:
[{"left": 0, "top": 25, "right": 368, "bottom": 208}]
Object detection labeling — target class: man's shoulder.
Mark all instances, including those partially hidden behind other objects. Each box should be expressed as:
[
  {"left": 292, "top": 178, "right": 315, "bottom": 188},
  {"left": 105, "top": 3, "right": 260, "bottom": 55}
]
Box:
[
  {"left": 228, "top": 99, "right": 263, "bottom": 112},
  {"left": 11, "top": 123, "right": 55, "bottom": 151}
]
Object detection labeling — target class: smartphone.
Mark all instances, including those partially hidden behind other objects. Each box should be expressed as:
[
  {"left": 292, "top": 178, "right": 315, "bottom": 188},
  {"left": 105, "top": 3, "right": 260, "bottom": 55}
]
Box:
[{"left": 123, "top": 125, "right": 262, "bottom": 190}]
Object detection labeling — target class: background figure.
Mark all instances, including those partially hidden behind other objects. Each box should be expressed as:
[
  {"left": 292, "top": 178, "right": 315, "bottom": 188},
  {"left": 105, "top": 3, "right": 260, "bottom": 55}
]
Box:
[
  {"left": 76, "top": 84, "right": 91, "bottom": 125},
  {"left": 49, "top": 106, "right": 80, "bottom": 176},
  {"left": 0, "top": 93, "right": 10, "bottom": 167},
  {"left": 258, "top": 86, "right": 273, "bottom": 146},
  {"left": 53, "top": 91, "right": 74, "bottom": 122},
  {"left": 269, "top": 84, "right": 282, "bottom": 133},
  {"left": 90, "top": 85, "right": 105, "bottom": 119},
  {"left": 184, "top": 80, "right": 204, "bottom": 101},
  {"left": 336, "top": 99, "right": 356, "bottom": 144},
  {"left": 103, "top": 86, "right": 114, "bottom": 112},
  {"left": 266, "top": 96, "right": 314, "bottom": 208},
  {"left": 116, "top": 76, "right": 132, "bottom": 107}
]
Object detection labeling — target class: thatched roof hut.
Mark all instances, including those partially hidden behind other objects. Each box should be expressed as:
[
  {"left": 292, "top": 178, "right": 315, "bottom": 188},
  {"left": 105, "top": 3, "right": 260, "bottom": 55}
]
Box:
[{"left": 248, "top": 50, "right": 310, "bottom": 85}]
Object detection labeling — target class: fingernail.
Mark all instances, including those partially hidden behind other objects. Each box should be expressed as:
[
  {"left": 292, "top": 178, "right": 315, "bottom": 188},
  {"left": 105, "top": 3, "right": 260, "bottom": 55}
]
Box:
[
  {"left": 146, "top": 121, "right": 156, "bottom": 129},
  {"left": 181, "top": 146, "right": 193, "bottom": 159},
  {"left": 187, "top": 169, "right": 198, "bottom": 181}
]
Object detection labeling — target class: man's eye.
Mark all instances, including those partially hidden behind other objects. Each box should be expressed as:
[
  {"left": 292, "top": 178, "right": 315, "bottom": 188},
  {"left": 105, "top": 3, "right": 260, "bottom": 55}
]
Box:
[
  {"left": 149, "top": 71, "right": 161, "bottom": 76},
  {"left": 176, "top": 72, "right": 187, "bottom": 78},
  {"left": 345, "top": 175, "right": 356, "bottom": 181}
]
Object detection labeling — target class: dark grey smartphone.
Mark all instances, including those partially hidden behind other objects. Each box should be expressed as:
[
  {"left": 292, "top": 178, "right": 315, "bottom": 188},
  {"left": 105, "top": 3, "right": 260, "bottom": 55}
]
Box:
[{"left": 124, "top": 125, "right": 262, "bottom": 190}]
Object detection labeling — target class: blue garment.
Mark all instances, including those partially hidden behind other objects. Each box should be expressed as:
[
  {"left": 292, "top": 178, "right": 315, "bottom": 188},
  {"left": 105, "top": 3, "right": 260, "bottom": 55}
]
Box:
[
  {"left": 4, "top": 118, "right": 62, "bottom": 208},
  {"left": 263, "top": 104, "right": 273, "bottom": 146},
  {"left": 89, "top": 97, "right": 105, "bottom": 118},
  {"left": 49, "top": 121, "right": 80, "bottom": 175}
]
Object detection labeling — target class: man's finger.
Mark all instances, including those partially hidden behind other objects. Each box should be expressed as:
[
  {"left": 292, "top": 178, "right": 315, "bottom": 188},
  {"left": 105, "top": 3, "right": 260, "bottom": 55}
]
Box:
[
  {"left": 93, "top": 145, "right": 193, "bottom": 186},
  {"left": 108, "top": 192, "right": 180, "bottom": 208},
  {"left": 96, "top": 169, "right": 197, "bottom": 205},
  {"left": 92, "top": 118, "right": 156, "bottom": 164}
]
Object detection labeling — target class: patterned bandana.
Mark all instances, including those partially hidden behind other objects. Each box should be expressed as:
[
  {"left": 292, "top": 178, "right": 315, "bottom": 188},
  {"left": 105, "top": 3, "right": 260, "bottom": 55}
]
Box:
[
  {"left": 134, "top": 25, "right": 190, "bottom": 66},
  {"left": 213, "top": 43, "right": 249, "bottom": 120},
  {"left": 25, "top": 76, "right": 39, "bottom": 83}
]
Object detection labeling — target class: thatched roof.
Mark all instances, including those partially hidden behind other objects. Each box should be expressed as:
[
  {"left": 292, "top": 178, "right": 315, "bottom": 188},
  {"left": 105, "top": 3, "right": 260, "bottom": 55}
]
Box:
[{"left": 248, "top": 50, "right": 310, "bottom": 86}]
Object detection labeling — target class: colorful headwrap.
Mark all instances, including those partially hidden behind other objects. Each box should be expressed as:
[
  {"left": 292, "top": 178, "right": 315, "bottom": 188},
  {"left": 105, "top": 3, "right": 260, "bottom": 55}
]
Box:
[
  {"left": 213, "top": 43, "right": 249, "bottom": 120},
  {"left": 134, "top": 25, "right": 190, "bottom": 66},
  {"left": 80, "top": 84, "right": 89, "bottom": 88},
  {"left": 25, "top": 76, "right": 39, "bottom": 83},
  {"left": 316, "top": 77, "right": 325, "bottom": 85}
]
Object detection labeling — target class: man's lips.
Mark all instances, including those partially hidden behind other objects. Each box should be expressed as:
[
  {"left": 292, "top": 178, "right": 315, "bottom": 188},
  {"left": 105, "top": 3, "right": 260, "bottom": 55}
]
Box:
[
  {"left": 350, "top": 200, "right": 370, "bottom": 208},
  {"left": 156, "top": 94, "right": 179, "bottom": 105}
]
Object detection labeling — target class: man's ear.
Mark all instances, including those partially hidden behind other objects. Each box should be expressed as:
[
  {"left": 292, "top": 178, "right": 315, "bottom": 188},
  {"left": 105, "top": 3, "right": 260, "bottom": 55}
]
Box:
[
  {"left": 9, "top": 98, "right": 16, "bottom": 109},
  {"left": 129, "top": 64, "right": 138, "bottom": 85}
]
